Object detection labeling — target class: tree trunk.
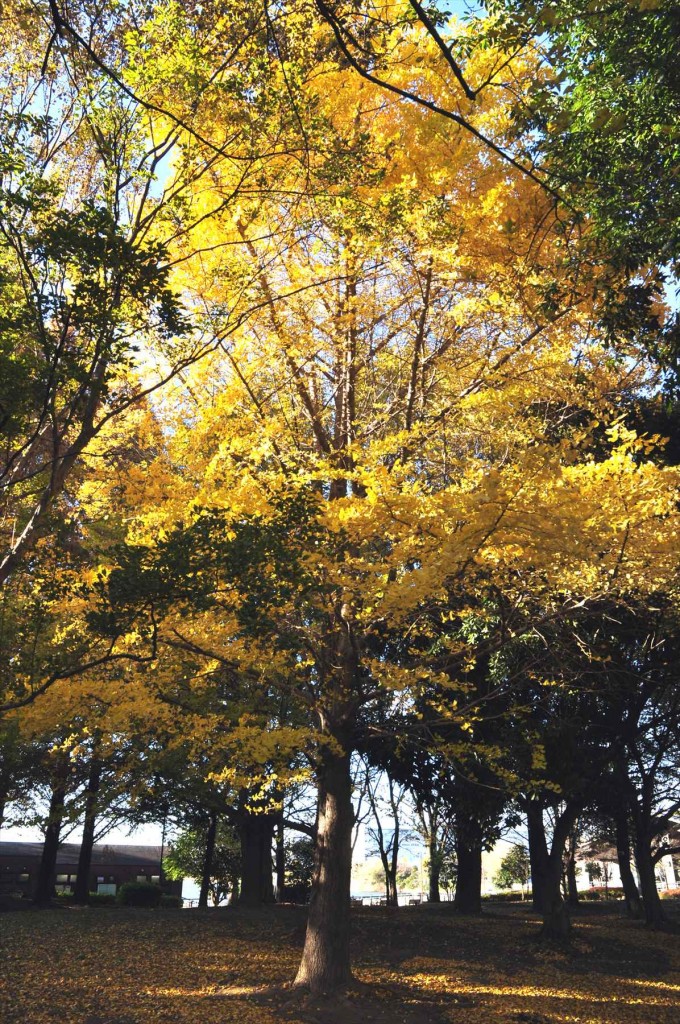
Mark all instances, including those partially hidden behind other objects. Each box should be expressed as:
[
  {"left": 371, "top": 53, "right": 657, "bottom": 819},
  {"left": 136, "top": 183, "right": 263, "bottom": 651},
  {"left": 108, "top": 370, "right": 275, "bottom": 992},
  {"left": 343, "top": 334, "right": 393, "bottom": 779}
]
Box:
[
  {"left": 229, "top": 875, "right": 240, "bottom": 905},
  {"left": 539, "top": 857, "right": 572, "bottom": 941},
  {"left": 634, "top": 837, "right": 666, "bottom": 927},
  {"left": 527, "top": 800, "right": 547, "bottom": 913},
  {"left": 386, "top": 786, "right": 400, "bottom": 908},
  {"left": 73, "top": 760, "right": 101, "bottom": 905},
  {"left": 294, "top": 746, "right": 353, "bottom": 993},
  {"left": 565, "top": 828, "right": 579, "bottom": 907},
  {"left": 428, "top": 831, "right": 441, "bottom": 903},
  {"left": 239, "top": 806, "right": 275, "bottom": 906},
  {"left": 541, "top": 803, "right": 580, "bottom": 941},
  {"left": 454, "top": 835, "right": 482, "bottom": 914},
  {"left": 525, "top": 799, "right": 577, "bottom": 940},
  {"left": 34, "top": 776, "right": 67, "bottom": 905},
  {"left": 615, "top": 814, "right": 643, "bottom": 918},
  {"left": 199, "top": 810, "right": 218, "bottom": 909},
  {"left": 382, "top": 856, "right": 398, "bottom": 907},
  {"left": 275, "top": 814, "right": 286, "bottom": 902},
  {"left": 566, "top": 854, "right": 579, "bottom": 906}
]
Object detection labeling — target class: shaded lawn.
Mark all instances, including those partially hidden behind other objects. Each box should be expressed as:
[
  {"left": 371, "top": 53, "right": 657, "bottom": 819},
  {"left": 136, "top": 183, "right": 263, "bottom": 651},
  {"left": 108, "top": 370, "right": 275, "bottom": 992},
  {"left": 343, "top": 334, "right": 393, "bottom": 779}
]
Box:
[{"left": 1, "top": 902, "right": 679, "bottom": 1024}]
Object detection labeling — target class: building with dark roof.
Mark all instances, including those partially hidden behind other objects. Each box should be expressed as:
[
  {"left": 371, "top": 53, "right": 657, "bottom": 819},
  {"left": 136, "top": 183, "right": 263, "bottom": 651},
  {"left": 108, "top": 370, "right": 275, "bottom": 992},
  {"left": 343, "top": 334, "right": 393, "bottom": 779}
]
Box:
[{"left": 0, "top": 841, "right": 182, "bottom": 899}]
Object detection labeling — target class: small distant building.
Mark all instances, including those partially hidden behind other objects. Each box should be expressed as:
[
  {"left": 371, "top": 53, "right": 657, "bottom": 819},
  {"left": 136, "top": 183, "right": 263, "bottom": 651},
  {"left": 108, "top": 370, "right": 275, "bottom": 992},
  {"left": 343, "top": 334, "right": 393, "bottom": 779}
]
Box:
[
  {"left": 0, "top": 842, "right": 182, "bottom": 899},
  {"left": 577, "top": 825, "right": 680, "bottom": 892}
]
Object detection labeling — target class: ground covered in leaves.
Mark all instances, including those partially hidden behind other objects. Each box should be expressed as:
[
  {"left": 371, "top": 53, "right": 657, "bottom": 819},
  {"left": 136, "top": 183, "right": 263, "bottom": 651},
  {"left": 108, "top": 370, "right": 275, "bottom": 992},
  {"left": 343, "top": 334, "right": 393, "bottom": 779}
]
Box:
[{"left": 1, "top": 901, "right": 679, "bottom": 1024}]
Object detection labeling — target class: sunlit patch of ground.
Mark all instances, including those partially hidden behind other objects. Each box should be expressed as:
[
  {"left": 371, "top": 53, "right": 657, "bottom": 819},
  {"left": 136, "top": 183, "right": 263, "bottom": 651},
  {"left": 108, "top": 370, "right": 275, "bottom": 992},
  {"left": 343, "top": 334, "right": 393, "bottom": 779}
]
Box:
[{"left": 0, "top": 901, "right": 678, "bottom": 1024}]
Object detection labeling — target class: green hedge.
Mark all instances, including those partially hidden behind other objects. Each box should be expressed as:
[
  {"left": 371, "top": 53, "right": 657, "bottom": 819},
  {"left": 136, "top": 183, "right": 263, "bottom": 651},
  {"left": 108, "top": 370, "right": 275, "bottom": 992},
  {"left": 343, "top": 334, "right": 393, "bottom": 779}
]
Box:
[
  {"left": 53, "top": 891, "right": 119, "bottom": 906},
  {"left": 53, "top": 887, "right": 178, "bottom": 907},
  {"left": 580, "top": 886, "right": 624, "bottom": 901},
  {"left": 88, "top": 892, "right": 117, "bottom": 906},
  {"left": 117, "top": 882, "right": 163, "bottom": 907},
  {"left": 483, "top": 891, "right": 529, "bottom": 902}
]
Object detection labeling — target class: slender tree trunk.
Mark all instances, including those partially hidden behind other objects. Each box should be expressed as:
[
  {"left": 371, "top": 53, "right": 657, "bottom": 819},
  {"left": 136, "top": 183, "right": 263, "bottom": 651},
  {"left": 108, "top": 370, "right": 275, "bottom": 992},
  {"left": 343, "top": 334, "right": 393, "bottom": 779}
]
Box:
[
  {"left": 566, "top": 855, "right": 579, "bottom": 906},
  {"left": 381, "top": 854, "right": 398, "bottom": 907},
  {"left": 428, "top": 831, "right": 441, "bottom": 903},
  {"left": 634, "top": 837, "right": 666, "bottom": 927},
  {"left": 454, "top": 835, "right": 482, "bottom": 914},
  {"left": 294, "top": 746, "right": 353, "bottom": 993},
  {"left": 34, "top": 775, "right": 67, "bottom": 905},
  {"left": 527, "top": 800, "right": 547, "bottom": 913},
  {"left": 239, "top": 806, "right": 275, "bottom": 906},
  {"left": 615, "top": 814, "right": 643, "bottom": 918},
  {"left": 229, "top": 875, "right": 240, "bottom": 904},
  {"left": 199, "top": 811, "right": 218, "bottom": 909},
  {"left": 73, "top": 760, "right": 101, "bottom": 905},
  {"left": 159, "top": 806, "right": 168, "bottom": 889},
  {"left": 387, "top": 792, "right": 400, "bottom": 908},
  {"left": 275, "top": 814, "right": 286, "bottom": 902},
  {"left": 565, "top": 828, "right": 579, "bottom": 907}
]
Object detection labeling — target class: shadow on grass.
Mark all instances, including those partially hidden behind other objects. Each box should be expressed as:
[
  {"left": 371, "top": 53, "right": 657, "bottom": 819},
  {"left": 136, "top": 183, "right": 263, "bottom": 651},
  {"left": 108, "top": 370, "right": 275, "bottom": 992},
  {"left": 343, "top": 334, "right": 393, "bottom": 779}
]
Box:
[
  {"left": 361, "top": 901, "right": 672, "bottom": 955},
  {"left": 142, "top": 978, "right": 456, "bottom": 1024},
  {"left": 3, "top": 903, "right": 680, "bottom": 1024}
]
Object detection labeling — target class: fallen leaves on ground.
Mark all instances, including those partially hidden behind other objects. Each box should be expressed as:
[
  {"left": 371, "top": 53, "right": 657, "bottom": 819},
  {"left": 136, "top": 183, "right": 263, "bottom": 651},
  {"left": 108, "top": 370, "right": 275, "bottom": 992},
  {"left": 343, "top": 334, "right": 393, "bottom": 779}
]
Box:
[{"left": 0, "top": 902, "right": 678, "bottom": 1024}]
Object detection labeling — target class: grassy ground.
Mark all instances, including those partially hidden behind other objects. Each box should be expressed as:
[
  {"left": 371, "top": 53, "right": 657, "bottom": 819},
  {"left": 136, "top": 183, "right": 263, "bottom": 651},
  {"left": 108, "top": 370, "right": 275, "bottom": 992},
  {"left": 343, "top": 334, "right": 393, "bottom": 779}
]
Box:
[{"left": 1, "top": 901, "right": 679, "bottom": 1024}]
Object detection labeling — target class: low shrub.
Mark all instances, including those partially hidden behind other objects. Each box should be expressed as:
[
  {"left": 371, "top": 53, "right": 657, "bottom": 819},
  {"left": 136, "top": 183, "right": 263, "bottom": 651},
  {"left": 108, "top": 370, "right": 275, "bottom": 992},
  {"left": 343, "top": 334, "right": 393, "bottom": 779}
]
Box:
[
  {"left": 117, "top": 882, "right": 163, "bottom": 908},
  {"left": 483, "top": 891, "right": 529, "bottom": 902},
  {"left": 54, "top": 891, "right": 118, "bottom": 906},
  {"left": 580, "top": 886, "right": 624, "bottom": 901},
  {"left": 660, "top": 888, "right": 680, "bottom": 900},
  {"left": 284, "top": 883, "right": 311, "bottom": 905},
  {"left": 53, "top": 892, "right": 75, "bottom": 904},
  {"left": 88, "top": 892, "right": 117, "bottom": 906},
  {"left": 160, "top": 894, "right": 182, "bottom": 908}
]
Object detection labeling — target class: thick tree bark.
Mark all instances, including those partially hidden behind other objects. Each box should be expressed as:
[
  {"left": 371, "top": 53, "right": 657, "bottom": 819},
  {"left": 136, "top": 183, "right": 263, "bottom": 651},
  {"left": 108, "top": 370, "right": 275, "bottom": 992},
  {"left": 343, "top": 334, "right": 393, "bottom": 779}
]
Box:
[
  {"left": 454, "top": 835, "right": 482, "bottom": 914},
  {"left": 539, "top": 858, "right": 572, "bottom": 940},
  {"left": 615, "top": 814, "right": 643, "bottom": 918},
  {"left": 34, "top": 776, "right": 67, "bottom": 905},
  {"left": 294, "top": 746, "right": 353, "bottom": 993},
  {"left": 199, "top": 810, "right": 218, "bottom": 909},
  {"left": 239, "top": 806, "right": 275, "bottom": 906},
  {"left": 73, "top": 760, "right": 101, "bottom": 904},
  {"left": 526, "top": 799, "right": 578, "bottom": 940},
  {"left": 634, "top": 837, "right": 666, "bottom": 927}
]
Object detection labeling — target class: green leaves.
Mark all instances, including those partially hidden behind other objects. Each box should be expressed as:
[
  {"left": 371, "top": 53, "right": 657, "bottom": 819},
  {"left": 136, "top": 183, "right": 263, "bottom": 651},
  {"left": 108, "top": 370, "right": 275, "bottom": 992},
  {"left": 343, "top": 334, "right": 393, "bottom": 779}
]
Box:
[
  {"left": 488, "top": 0, "right": 680, "bottom": 273},
  {"left": 92, "top": 486, "right": 326, "bottom": 645},
  {"left": 33, "top": 198, "right": 189, "bottom": 351}
]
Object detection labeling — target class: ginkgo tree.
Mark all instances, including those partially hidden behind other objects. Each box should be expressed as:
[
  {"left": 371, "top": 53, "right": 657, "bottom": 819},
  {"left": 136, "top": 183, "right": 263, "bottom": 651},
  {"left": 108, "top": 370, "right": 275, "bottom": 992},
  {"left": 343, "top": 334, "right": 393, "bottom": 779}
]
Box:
[
  {"left": 75, "top": 11, "right": 680, "bottom": 993},
  {"left": 0, "top": 0, "right": 342, "bottom": 718},
  {"left": 0, "top": 0, "right": 311, "bottom": 601},
  {"left": 0, "top": 0, "right": 674, "bottom": 998}
]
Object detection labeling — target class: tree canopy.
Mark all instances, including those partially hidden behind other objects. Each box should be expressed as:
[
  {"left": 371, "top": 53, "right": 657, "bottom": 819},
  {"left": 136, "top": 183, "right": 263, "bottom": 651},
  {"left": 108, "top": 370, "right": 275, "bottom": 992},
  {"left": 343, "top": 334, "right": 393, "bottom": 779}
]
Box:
[{"left": 1, "top": 0, "right": 679, "bottom": 997}]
